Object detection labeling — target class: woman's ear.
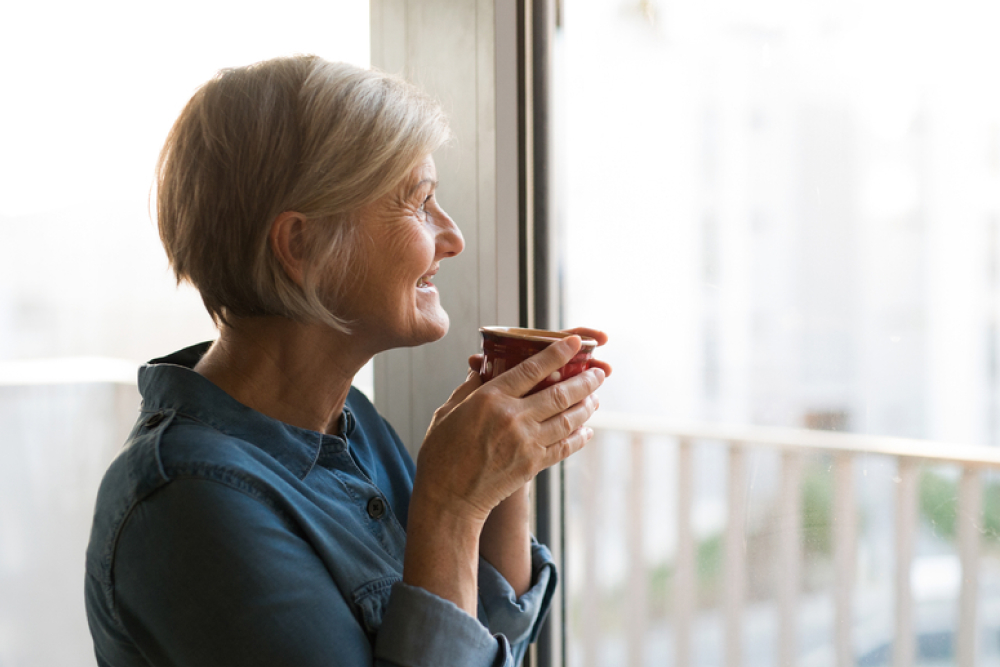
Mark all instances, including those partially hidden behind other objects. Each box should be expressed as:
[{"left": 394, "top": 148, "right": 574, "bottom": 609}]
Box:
[{"left": 269, "top": 211, "right": 310, "bottom": 287}]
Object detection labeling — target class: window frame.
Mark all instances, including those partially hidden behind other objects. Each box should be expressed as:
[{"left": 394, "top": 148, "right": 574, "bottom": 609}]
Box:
[{"left": 370, "top": 1, "right": 563, "bottom": 665}]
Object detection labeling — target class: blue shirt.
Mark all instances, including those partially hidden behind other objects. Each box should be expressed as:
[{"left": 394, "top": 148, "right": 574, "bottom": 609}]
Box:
[{"left": 85, "top": 343, "right": 556, "bottom": 666}]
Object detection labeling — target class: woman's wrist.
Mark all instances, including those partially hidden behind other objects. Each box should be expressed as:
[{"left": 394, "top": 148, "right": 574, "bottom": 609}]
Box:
[
  {"left": 403, "top": 485, "right": 486, "bottom": 616},
  {"left": 484, "top": 484, "right": 531, "bottom": 529},
  {"left": 479, "top": 483, "right": 532, "bottom": 597},
  {"left": 408, "top": 483, "right": 488, "bottom": 537}
]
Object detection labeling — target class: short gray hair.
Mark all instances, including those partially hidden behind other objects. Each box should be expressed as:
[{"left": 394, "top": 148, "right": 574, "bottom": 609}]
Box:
[{"left": 156, "top": 55, "right": 450, "bottom": 331}]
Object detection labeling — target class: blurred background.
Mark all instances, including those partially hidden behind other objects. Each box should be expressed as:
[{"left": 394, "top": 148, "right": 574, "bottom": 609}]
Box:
[
  {"left": 4, "top": 0, "right": 1000, "bottom": 665},
  {"left": 0, "top": 3, "right": 369, "bottom": 665},
  {"left": 556, "top": 0, "right": 1000, "bottom": 665}
]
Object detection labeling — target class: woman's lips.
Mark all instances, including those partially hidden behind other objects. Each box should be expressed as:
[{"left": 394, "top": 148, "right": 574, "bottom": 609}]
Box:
[{"left": 417, "top": 267, "right": 439, "bottom": 288}]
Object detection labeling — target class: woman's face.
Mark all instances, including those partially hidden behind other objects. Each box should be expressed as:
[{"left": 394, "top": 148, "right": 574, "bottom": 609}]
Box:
[{"left": 343, "top": 156, "right": 464, "bottom": 351}]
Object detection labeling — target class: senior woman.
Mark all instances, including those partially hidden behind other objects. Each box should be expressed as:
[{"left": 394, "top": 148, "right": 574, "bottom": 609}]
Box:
[{"left": 84, "top": 55, "right": 607, "bottom": 667}]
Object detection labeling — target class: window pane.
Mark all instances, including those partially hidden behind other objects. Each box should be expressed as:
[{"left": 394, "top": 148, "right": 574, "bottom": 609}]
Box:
[{"left": 557, "top": 0, "right": 1000, "bottom": 664}]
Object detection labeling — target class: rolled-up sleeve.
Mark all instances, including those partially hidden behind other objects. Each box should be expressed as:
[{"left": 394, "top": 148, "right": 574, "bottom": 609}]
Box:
[
  {"left": 374, "top": 540, "right": 556, "bottom": 667},
  {"left": 477, "top": 541, "right": 558, "bottom": 659},
  {"left": 375, "top": 583, "right": 508, "bottom": 667}
]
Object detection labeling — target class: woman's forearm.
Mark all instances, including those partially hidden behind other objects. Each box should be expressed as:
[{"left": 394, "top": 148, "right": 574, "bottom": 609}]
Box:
[
  {"left": 479, "top": 484, "right": 532, "bottom": 598},
  {"left": 402, "top": 487, "right": 484, "bottom": 617}
]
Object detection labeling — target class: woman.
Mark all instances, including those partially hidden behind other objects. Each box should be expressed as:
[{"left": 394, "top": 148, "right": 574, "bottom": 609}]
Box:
[{"left": 84, "top": 56, "right": 608, "bottom": 667}]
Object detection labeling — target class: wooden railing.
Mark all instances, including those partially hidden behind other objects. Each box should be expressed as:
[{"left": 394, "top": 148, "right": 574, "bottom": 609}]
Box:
[{"left": 575, "top": 412, "right": 1000, "bottom": 667}]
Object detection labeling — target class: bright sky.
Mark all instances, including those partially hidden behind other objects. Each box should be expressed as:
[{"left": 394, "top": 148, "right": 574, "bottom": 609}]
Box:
[
  {"left": 0, "top": 1, "right": 371, "bottom": 365},
  {"left": 0, "top": 0, "right": 370, "bottom": 218}
]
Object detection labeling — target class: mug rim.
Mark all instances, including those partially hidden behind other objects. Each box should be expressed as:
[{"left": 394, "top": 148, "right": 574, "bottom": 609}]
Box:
[{"left": 479, "top": 326, "right": 597, "bottom": 349}]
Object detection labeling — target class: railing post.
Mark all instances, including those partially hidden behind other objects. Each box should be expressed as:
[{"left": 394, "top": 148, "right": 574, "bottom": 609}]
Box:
[
  {"left": 627, "top": 433, "right": 646, "bottom": 667},
  {"left": 582, "top": 432, "right": 601, "bottom": 667},
  {"left": 778, "top": 451, "right": 803, "bottom": 667},
  {"left": 579, "top": 414, "right": 1000, "bottom": 667},
  {"left": 675, "top": 438, "right": 695, "bottom": 667},
  {"left": 894, "top": 458, "right": 917, "bottom": 667},
  {"left": 725, "top": 444, "right": 747, "bottom": 667},
  {"left": 957, "top": 467, "right": 982, "bottom": 667},
  {"left": 832, "top": 453, "right": 856, "bottom": 667}
]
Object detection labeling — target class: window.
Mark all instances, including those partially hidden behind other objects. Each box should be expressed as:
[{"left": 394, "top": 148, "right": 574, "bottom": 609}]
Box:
[{"left": 556, "top": 0, "right": 1000, "bottom": 665}]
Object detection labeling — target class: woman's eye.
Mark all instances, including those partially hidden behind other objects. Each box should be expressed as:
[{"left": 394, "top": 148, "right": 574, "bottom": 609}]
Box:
[{"left": 418, "top": 195, "right": 433, "bottom": 215}]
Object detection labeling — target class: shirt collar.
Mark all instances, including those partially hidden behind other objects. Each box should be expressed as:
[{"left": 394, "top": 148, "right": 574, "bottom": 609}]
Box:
[{"left": 138, "top": 342, "right": 356, "bottom": 479}]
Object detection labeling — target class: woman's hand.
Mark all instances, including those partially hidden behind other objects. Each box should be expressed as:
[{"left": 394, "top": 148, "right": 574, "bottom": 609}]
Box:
[
  {"left": 404, "top": 331, "right": 607, "bottom": 615},
  {"left": 560, "top": 326, "right": 613, "bottom": 377},
  {"left": 413, "top": 335, "right": 606, "bottom": 525}
]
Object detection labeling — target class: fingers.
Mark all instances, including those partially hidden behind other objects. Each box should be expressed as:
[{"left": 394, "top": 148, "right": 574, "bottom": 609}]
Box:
[
  {"left": 530, "top": 366, "right": 604, "bottom": 417},
  {"left": 563, "top": 327, "right": 611, "bottom": 376},
  {"left": 436, "top": 367, "right": 483, "bottom": 419},
  {"left": 491, "top": 335, "right": 583, "bottom": 397},
  {"left": 455, "top": 368, "right": 482, "bottom": 399},
  {"left": 468, "top": 354, "right": 484, "bottom": 373},
  {"left": 587, "top": 359, "right": 613, "bottom": 377},
  {"left": 536, "top": 374, "right": 602, "bottom": 441},
  {"left": 562, "top": 326, "right": 609, "bottom": 347},
  {"left": 540, "top": 424, "right": 596, "bottom": 469}
]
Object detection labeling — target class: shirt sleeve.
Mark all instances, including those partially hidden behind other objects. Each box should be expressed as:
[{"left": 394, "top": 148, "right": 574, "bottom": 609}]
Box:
[
  {"left": 110, "top": 477, "right": 509, "bottom": 667},
  {"left": 477, "top": 541, "right": 558, "bottom": 649},
  {"left": 374, "top": 541, "right": 556, "bottom": 667},
  {"left": 375, "top": 583, "right": 508, "bottom": 667}
]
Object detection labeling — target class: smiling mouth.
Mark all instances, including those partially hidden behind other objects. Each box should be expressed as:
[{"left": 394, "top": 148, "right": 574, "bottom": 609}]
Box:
[{"left": 417, "top": 267, "right": 439, "bottom": 289}]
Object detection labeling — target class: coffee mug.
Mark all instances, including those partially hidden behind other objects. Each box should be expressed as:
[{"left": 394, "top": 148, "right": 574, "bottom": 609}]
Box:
[{"left": 479, "top": 326, "right": 597, "bottom": 395}]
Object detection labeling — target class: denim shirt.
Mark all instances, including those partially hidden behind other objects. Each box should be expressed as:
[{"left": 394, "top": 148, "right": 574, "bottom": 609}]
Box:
[{"left": 85, "top": 343, "right": 556, "bottom": 667}]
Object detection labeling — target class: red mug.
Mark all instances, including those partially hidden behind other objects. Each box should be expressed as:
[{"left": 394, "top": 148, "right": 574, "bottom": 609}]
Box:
[{"left": 479, "top": 327, "right": 598, "bottom": 395}]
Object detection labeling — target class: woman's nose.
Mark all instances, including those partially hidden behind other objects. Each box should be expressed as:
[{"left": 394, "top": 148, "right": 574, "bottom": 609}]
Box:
[{"left": 436, "top": 208, "right": 465, "bottom": 258}]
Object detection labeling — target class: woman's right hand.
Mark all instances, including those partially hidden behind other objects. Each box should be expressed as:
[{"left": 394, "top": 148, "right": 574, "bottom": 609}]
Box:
[{"left": 412, "top": 335, "right": 605, "bottom": 525}]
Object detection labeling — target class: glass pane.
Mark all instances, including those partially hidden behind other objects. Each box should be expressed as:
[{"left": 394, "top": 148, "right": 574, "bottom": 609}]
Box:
[
  {"left": 557, "top": 0, "right": 1000, "bottom": 664},
  {"left": 0, "top": 5, "right": 369, "bottom": 666}
]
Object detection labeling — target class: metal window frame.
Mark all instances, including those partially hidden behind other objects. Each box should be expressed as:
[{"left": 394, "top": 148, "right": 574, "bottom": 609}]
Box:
[
  {"left": 522, "top": 3, "right": 563, "bottom": 665},
  {"left": 371, "top": 1, "right": 562, "bottom": 665}
]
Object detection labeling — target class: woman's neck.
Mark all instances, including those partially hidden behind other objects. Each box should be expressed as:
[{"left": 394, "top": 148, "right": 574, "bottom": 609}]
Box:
[{"left": 194, "top": 316, "right": 371, "bottom": 435}]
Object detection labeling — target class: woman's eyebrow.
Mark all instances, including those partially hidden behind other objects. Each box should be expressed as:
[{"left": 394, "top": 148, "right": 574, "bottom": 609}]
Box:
[{"left": 407, "top": 179, "right": 438, "bottom": 199}]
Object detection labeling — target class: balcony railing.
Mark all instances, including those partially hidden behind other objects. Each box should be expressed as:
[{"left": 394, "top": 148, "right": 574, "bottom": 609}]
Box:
[
  {"left": 0, "top": 358, "right": 140, "bottom": 667},
  {"left": 571, "top": 411, "right": 1000, "bottom": 667}
]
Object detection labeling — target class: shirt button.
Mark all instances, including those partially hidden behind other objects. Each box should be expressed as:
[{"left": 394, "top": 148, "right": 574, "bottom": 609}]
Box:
[
  {"left": 145, "top": 413, "right": 165, "bottom": 428},
  {"left": 366, "top": 496, "right": 386, "bottom": 520}
]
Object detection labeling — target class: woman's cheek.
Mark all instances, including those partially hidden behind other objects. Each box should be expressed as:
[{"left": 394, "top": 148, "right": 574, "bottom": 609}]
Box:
[{"left": 394, "top": 223, "right": 436, "bottom": 273}]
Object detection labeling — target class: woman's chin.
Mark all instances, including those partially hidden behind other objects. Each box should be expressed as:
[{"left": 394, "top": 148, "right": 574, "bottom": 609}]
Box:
[
  {"left": 424, "top": 316, "right": 450, "bottom": 344},
  {"left": 371, "top": 308, "right": 451, "bottom": 350},
  {"left": 411, "top": 311, "right": 450, "bottom": 346}
]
